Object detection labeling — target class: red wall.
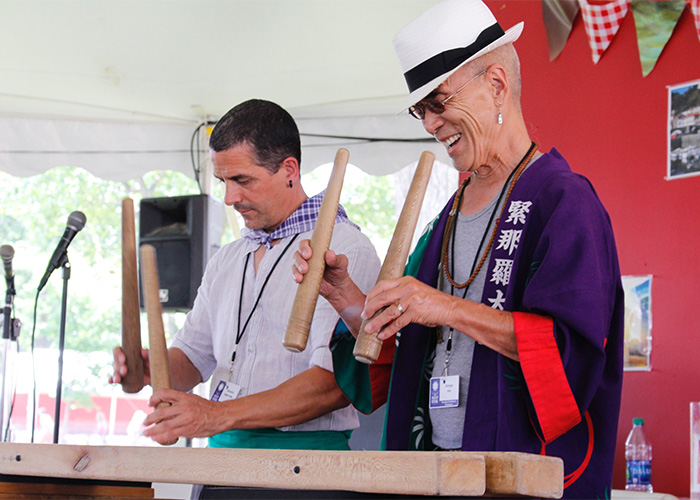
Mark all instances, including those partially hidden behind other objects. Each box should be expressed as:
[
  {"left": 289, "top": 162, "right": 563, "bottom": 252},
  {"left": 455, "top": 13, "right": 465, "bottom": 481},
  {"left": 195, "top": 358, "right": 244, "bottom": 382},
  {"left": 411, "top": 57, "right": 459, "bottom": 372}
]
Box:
[{"left": 483, "top": 1, "right": 700, "bottom": 496}]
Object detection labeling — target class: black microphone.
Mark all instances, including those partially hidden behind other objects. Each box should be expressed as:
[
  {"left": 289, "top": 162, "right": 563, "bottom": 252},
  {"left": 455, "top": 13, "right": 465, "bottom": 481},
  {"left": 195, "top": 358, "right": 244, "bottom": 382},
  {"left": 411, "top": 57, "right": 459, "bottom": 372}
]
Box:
[
  {"left": 37, "top": 211, "right": 87, "bottom": 292},
  {"left": 0, "top": 245, "right": 13, "bottom": 282}
]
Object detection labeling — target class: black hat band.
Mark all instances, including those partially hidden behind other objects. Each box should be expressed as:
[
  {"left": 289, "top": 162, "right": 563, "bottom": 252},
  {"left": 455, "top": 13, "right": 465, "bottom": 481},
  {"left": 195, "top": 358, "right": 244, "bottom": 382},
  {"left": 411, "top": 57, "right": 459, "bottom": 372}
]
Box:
[{"left": 403, "top": 22, "right": 505, "bottom": 92}]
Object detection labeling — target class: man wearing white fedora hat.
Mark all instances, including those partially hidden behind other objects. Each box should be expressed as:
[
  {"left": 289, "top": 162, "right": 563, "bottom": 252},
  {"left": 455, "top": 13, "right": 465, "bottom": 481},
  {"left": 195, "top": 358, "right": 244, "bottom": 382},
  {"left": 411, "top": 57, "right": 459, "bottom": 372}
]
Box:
[{"left": 294, "top": 0, "right": 624, "bottom": 498}]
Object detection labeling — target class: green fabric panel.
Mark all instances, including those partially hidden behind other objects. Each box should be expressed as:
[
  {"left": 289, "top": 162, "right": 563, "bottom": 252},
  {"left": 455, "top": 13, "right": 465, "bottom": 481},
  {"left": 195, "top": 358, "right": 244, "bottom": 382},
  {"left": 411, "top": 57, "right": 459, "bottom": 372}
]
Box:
[
  {"left": 404, "top": 215, "right": 439, "bottom": 278},
  {"left": 408, "top": 330, "right": 436, "bottom": 451},
  {"left": 330, "top": 320, "right": 373, "bottom": 415},
  {"left": 332, "top": 214, "right": 443, "bottom": 449},
  {"left": 208, "top": 428, "right": 352, "bottom": 450},
  {"left": 380, "top": 215, "right": 441, "bottom": 450}
]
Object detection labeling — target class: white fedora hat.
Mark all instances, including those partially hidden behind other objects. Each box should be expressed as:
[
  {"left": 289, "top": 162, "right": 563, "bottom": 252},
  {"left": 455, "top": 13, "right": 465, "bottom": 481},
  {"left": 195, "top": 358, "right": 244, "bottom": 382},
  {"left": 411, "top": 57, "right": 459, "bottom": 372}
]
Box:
[{"left": 393, "top": 0, "right": 524, "bottom": 112}]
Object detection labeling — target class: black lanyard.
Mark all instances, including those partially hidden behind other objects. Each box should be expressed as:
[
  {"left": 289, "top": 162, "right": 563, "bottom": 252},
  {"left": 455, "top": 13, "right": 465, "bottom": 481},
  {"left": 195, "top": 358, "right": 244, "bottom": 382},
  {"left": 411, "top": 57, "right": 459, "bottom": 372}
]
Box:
[
  {"left": 449, "top": 163, "right": 520, "bottom": 297},
  {"left": 232, "top": 233, "right": 299, "bottom": 364},
  {"left": 443, "top": 161, "right": 522, "bottom": 356},
  {"left": 441, "top": 141, "right": 537, "bottom": 358}
]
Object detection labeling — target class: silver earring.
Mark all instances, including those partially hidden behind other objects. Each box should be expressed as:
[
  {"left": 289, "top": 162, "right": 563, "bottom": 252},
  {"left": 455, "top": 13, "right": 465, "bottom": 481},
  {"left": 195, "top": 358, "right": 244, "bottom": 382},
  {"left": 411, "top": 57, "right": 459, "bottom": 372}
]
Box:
[{"left": 497, "top": 107, "right": 503, "bottom": 125}]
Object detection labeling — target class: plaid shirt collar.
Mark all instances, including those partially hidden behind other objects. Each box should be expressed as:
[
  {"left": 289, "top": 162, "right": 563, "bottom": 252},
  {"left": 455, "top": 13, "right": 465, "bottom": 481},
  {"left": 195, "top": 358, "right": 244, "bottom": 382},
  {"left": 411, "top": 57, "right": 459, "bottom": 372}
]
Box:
[{"left": 241, "top": 191, "right": 359, "bottom": 249}]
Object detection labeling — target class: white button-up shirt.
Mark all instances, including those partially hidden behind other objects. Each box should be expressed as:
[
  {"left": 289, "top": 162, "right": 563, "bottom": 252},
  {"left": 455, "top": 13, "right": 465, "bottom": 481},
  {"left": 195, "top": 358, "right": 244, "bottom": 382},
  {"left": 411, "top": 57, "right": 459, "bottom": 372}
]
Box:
[{"left": 172, "top": 222, "right": 380, "bottom": 432}]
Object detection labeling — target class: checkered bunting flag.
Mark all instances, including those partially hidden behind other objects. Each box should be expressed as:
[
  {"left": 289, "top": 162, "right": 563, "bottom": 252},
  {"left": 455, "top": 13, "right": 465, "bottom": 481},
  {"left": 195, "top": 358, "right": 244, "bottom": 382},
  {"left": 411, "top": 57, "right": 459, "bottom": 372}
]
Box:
[
  {"left": 578, "top": 0, "right": 630, "bottom": 63},
  {"left": 690, "top": 0, "right": 700, "bottom": 44}
]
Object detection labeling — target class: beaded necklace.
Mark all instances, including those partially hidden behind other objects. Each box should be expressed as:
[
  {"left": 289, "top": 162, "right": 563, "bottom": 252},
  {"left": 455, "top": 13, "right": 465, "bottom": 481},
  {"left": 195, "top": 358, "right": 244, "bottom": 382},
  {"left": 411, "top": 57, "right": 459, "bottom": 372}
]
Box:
[{"left": 440, "top": 141, "right": 538, "bottom": 290}]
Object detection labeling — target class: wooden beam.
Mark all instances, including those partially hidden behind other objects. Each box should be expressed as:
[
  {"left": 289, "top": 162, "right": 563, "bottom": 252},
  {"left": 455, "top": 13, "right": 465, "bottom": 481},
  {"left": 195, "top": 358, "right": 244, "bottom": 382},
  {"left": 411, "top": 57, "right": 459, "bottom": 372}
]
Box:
[
  {"left": 482, "top": 452, "right": 563, "bottom": 499},
  {"left": 0, "top": 444, "right": 485, "bottom": 497},
  {"left": 0, "top": 444, "right": 562, "bottom": 498}
]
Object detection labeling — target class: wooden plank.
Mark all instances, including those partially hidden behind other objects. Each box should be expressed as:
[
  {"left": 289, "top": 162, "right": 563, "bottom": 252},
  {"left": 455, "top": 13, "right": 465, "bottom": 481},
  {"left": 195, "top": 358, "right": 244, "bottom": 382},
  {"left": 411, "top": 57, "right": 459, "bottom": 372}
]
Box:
[
  {"left": 0, "top": 444, "right": 564, "bottom": 497},
  {"left": 0, "top": 444, "right": 486, "bottom": 497},
  {"left": 482, "top": 452, "right": 563, "bottom": 499}
]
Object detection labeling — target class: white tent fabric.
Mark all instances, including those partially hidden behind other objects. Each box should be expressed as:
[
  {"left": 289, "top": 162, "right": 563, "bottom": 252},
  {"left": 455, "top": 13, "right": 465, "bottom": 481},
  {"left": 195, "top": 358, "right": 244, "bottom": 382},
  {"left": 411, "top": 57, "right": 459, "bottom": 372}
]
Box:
[
  {"left": 0, "top": 0, "right": 451, "bottom": 180},
  {"left": 0, "top": 108, "right": 450, "bottom": 181},
  {"left": 1, "top": 115, "right": 194, "bottom": 180}
]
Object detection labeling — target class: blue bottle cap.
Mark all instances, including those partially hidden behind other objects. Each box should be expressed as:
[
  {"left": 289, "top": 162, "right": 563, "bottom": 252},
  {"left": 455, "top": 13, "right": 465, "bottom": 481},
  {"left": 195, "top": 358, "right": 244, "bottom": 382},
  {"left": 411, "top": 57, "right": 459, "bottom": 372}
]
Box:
[{"left": 633, "top": 418, "right": 644, "bottom": 425}]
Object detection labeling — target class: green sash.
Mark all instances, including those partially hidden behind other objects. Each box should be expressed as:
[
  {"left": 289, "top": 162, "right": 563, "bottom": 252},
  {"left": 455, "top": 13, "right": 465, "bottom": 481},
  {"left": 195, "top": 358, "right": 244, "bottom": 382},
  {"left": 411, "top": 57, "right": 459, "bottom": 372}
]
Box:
[{"left": 208, "top": 428, "right": 352, "bottom": 450}]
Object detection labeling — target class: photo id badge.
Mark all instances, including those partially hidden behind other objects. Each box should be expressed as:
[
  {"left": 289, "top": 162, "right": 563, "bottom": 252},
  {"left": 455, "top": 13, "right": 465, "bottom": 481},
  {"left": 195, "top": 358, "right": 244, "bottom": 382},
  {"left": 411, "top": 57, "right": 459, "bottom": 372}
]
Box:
[
  {"left": 429, "top": 375, "right": 460, "bottom": 409},
  {"left": 210, "top": 379, "right": 241, "bottom": 402}
]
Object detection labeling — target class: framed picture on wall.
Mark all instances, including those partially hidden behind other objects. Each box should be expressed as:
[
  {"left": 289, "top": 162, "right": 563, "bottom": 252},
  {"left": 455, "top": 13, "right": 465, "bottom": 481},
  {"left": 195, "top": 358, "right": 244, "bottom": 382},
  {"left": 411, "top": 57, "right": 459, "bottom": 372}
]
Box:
[
  {"left": 622, "top": 275, "right": 652, "bottom": 371},
  {"left": 668, "top": 79, "right": 700, "bottom": 180}
]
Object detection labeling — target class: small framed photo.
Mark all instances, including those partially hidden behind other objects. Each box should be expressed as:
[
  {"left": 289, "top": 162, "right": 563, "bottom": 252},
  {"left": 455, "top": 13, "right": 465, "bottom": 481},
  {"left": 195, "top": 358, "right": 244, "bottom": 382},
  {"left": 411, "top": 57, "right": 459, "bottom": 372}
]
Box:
[
  {"left": 668, "top": 79, "right": 700, "bottom": 180},
  {"left": 622, "top": 275, "right": 652, "bottom": 371}
]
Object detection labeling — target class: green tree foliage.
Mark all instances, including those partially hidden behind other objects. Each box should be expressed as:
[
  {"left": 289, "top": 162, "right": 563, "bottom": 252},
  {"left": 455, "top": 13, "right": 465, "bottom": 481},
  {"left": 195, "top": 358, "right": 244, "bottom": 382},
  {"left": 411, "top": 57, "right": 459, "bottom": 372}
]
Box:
[
  {"left": 302, "top": 164, "right": 397, "bottom": 255},
  {"left": 671, "top": 85, "right": 700, "bottom": 114},
  {"left": 341, "top": 174, "right": 396, "bottom": 245},
  {"left": 0, "top": 167, "right": 200, "bottom": 355},
  {"left": 0, "top": 164, "right": 397, "bottom": 412}
]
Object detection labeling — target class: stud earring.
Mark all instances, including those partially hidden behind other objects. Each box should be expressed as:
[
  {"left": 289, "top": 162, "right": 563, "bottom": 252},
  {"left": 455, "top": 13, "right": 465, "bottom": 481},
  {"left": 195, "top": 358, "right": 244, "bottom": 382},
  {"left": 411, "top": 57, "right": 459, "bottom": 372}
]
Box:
[
  {"left": 289, "top": 180, "right": 293, "bottom": 188},
  {"left": 497, "top": 107, "right": 503, "bottom": 125}
]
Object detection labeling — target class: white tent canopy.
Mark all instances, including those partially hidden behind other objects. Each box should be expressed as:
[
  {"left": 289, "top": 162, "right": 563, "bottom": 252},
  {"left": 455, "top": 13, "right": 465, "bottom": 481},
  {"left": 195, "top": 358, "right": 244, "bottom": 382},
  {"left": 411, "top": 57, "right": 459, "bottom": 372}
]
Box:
[{"left": 0, "top": 0, "right": 451, "bottom": 181}]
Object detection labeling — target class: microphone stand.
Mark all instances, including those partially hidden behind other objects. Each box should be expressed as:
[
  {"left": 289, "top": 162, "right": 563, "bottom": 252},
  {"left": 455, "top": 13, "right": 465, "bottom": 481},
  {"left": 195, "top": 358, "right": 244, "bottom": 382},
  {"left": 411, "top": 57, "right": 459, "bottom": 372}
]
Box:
[
  {"left": 1, "top": 274, "right": 16, "bottom": 441},
  {"left": 2, "top": 285, "right": 13, "bottom": 342},
  {"left": 52, "top": 253, "right": 70, "bottom": 444}
]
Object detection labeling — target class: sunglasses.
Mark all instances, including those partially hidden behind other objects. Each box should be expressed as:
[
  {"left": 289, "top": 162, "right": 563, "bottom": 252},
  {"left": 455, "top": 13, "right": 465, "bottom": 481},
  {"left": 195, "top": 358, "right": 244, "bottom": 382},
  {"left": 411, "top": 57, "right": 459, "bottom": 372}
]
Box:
[{"left": 408, "top": 69, "right": 487, "bottom": 120}]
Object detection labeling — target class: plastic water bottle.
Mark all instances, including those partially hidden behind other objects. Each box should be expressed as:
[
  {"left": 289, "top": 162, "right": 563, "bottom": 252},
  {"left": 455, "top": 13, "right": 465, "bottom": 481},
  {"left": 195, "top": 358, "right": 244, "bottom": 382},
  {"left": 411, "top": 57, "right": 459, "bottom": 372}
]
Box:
[{"left": 626, "top": 418, "right": 653, "bottom": 492}]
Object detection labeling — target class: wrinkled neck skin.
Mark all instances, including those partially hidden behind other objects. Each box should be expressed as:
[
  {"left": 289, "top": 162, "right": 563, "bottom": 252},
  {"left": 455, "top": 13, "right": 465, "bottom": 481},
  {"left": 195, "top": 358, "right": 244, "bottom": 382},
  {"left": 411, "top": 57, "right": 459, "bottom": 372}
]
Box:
[{"left": 454, "top": 104, "right": 533, "bottom": 216}]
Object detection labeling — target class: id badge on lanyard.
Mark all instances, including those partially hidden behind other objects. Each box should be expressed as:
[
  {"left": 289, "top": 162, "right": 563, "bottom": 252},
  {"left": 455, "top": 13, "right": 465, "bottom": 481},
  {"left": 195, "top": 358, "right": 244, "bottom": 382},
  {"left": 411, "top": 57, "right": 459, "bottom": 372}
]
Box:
[
  {"left": 211, "top": 379, "right": 241, "bottom": 402},
  {"left": 429, "top": 327, "right": 460, "bottom": 409}
]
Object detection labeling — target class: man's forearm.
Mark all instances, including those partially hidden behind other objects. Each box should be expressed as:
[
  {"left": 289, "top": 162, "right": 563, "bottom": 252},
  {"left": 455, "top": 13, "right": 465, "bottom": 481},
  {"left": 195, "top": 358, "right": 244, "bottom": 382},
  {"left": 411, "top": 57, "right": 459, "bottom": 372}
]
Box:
[
  {"left": 325, "top": 280, "right": 366, "bottom": 337},
  {"left": 167, "top": 347, "right": 203, "bottom": 392},
  {"left": 215, "top": 366, "right": 350, "bottom": 430}
]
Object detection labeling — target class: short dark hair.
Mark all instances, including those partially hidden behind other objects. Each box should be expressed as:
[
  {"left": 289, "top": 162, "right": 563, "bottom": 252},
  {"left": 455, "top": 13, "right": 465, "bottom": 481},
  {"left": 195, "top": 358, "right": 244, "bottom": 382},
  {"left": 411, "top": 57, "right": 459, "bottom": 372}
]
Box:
[{"left": 209, "top": 99, "right": 302, "bottom": 174}]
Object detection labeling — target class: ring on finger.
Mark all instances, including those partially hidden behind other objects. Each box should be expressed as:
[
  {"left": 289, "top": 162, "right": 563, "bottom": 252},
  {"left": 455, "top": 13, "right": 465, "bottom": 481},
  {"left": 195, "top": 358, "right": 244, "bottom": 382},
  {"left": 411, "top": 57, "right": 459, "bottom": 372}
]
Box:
[{"left": 395, "top": 302, "right": 405, "bottom": 314}]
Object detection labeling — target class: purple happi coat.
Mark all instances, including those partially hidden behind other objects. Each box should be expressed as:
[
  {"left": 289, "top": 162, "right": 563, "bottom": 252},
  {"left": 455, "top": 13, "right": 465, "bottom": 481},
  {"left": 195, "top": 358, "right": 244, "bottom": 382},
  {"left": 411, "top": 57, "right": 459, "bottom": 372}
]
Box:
[{"left": 364, "top": 149, "right": 624, "bottom": 499}]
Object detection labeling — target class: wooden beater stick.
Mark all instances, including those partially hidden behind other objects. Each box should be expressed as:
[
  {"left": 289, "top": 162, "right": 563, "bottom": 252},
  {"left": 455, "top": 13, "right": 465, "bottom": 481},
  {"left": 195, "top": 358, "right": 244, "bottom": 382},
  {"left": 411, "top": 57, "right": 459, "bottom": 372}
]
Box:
[
  {"left": 283, "top": 148, "right": 349, "bottom": 353},
  {"left": 121, "top": 198, "right": 144, "bottom": 393},
  {"left": 353, "top": 151, "right": 435, "bottom": 364},
  {"left": 139, "top": 244, "right": 177, "bottom": 445}
]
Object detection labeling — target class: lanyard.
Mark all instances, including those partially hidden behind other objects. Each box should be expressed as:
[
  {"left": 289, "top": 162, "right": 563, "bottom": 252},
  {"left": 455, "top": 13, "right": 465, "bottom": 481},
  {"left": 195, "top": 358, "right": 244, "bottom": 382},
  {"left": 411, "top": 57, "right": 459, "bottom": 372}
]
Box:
[
  {"left": 439, "top": 143, "right": 536, "bottom": 374},
  {"left": 447, "top": 159, "right": 520, "bottom": 299},
  {"left": 441, "top": 141, "right": 537, "bottom": 291},
  {"left": 230, "top": 234, "right": 299, "bottom": 372}
]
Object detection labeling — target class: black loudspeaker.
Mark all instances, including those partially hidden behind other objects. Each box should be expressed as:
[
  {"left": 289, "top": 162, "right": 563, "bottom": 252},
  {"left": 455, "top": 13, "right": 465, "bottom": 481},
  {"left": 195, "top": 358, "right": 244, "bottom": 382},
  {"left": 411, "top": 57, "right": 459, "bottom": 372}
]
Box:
[{"left": 139, "top": 194, "right": 223, "bottom": 311}]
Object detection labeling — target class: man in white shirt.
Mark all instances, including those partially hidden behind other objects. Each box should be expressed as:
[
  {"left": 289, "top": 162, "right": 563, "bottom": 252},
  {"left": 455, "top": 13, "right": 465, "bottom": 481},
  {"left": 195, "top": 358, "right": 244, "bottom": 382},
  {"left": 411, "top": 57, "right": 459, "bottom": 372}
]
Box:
[{"left": 111, "top": 99, "right": 380, "bottom": 455}]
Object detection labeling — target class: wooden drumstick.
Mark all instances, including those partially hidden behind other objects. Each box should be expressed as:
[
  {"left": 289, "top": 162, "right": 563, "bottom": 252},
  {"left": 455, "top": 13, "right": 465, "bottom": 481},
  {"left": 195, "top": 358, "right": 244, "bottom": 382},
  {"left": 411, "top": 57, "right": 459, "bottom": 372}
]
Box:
[
  {"left": 353, "top": 151, "right": 435, "bottom": 364},
  {"left": 139, "top": 244, "right": 177, "bottom": 446},
  {"left": 283, "top": 148, "right": 350, "bottom": 353},
  {"left": 121, "top": 198, "right": 144, "bottom": 393}
]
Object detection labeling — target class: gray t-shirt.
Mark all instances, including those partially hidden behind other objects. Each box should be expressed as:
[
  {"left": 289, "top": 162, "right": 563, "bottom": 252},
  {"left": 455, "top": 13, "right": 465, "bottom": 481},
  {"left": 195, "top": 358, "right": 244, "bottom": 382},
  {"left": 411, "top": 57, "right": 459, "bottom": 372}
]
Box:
[
  {"left": 431, "top": 195, "right": 498, "bottom": 449},
  {"left": 430, "top": 160, "right": 537, "bottom": 449}
]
